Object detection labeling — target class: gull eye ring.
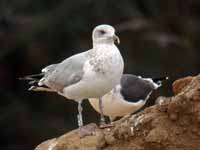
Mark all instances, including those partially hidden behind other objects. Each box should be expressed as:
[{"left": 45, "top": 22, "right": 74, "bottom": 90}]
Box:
[{"left": 99, "top": 30, "right": 106, "bottom": 35}]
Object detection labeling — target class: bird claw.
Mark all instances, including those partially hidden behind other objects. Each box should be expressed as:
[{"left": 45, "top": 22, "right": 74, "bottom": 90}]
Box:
[{"left": 78, "top": 124, "right": 96, "bottom": 138}]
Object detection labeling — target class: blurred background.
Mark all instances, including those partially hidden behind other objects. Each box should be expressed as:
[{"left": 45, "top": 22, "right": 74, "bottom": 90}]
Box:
[{"left": 0, "top": 0, "right": 199, "bottom": 149}]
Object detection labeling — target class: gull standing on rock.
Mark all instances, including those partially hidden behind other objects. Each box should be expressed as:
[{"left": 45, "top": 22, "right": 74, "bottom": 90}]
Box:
[
  {"left": 89, "top": 74, "right": 168, "bottom": 122},
  {"left": 21, "top": 24, "right": 124, "bottom": 136}
]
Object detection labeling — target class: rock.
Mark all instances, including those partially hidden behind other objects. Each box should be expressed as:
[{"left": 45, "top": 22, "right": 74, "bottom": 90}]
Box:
[
  {"left": 169, "top": 113, "right": 178, "bottom": 121},
  {"left": 35, "top": 138, "right": 57, "bottom": 150},
  {"left": 172, "top": 76, "right": 193, "bottom": 94},
  {"left": 35, "top": 75, "right": 200, "bottom": 150},
  {"left": 35, "top": 123, "right": 106, "bottom": 150},
  {"left": 145, "top": 127, "right": 168, "bottom": 143}
]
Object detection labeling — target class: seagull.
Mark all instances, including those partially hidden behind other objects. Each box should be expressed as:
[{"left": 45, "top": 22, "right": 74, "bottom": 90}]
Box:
[
  {"left": 20, "top": 24, "right": 124, "bottom": 136},
  {"left": 89, "top": 74, "right": 168, "bottom": 122}
]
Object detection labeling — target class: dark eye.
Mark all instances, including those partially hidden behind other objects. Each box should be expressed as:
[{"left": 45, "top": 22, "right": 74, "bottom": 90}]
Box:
[{"left": 99, "top": 30, "right": 106, "bottom": 35}]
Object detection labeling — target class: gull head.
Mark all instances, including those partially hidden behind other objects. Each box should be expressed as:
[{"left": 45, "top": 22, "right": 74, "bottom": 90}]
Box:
[{"left": 92, "top": 24, "right": 120, "bottom": 46}]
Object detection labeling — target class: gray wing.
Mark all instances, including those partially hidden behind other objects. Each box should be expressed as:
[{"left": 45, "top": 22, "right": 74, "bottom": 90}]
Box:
[
  {"left": 41, "top": 51, "right": 89, "bottom": 92},
  {"left": 120, "top": 74, "right": 155, "bottom": 102},
  {"left": 42, "top": 64, "right": 58, "bottom": 73}
]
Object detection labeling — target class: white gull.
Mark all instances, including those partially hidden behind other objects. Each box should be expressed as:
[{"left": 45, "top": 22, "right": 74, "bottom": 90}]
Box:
[{"left": 21, "top": 24, "right": 124, "bottom": 136}]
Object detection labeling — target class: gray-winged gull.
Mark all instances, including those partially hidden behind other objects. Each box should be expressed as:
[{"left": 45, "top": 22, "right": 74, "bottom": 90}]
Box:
[
  {"left": 89, "top": 74, "right": 168, "bottom": 122},
  {"left": 21, "top": 24, "right": 124, "bottom": 136}
]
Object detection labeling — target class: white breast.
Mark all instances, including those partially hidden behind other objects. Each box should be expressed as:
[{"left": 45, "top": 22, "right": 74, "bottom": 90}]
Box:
[
  {"left": 88, "top": 85, "right": 146, "bottom": 118},
  {"left": 62, "top": 44, "right": 124, "bottom": 100}
]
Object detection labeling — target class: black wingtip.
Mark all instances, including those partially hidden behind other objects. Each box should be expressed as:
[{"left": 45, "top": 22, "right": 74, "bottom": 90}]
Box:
[
  {"left": 19, "top": 73, "right": 44, "bottom": 81},
  {"left": 152, "top": 76, "right": 169, "bottom": 85},
  {"left": 18, "top": 76, "right": 34, "bottom": 81}
]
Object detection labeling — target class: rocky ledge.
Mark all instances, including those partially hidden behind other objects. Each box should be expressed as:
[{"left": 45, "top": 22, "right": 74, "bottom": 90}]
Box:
[{"left": 35, "top": 75, "right": 200, "bottom": 150}]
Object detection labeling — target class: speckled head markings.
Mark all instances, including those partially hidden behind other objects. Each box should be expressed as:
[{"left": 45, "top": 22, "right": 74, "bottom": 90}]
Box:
[
  {"left": 92, "top": 24, "right": 120, "bottom": 46},
  {"left": 88, "top": 25, "right": 122, "bottom": 75}
]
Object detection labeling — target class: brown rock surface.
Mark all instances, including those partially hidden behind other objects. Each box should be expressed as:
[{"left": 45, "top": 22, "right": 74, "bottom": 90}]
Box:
[
  {"left": 172, "top": 76, "right": 194, "bottom": 94},
  {"left": 35, "top": 75, "right": 200, "bottom": 150}
]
